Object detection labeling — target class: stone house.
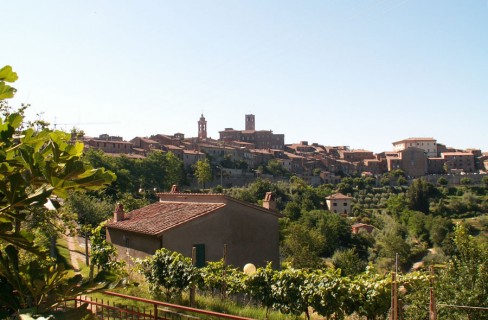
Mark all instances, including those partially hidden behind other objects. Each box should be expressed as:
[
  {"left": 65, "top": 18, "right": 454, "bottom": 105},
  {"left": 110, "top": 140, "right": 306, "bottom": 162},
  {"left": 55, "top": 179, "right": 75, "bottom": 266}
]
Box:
[
  {"left": 351, "top": 223, "right": 374, "bottom": 234},
  {"left": 392, "top": 137, "right": 438, "bottom": 158},
  {"left": 326, "top": 193, "right": 353, "bottom": 215},
  {"left": 441, "top": 152, "right": 476, "bottom": 173},
  {"left": 105, "top": 189, "right": 282, "bottom": 269},
  {"left": 130, "top": 137, "right": 161, "bottom": 152},
  {"left": 183, "top": 150, "right": 206, "bottom": 169},
  {"left": 85, "top": 138, "right": 133, "bottom": 154}
]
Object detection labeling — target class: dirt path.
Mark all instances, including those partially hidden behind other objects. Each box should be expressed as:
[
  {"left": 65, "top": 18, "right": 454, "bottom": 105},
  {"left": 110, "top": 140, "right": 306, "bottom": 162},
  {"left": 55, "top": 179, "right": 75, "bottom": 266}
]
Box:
[
  {"left": 66, "top": 235, "right": 86, "bottom": 273},
  {"left": 411, "top": 248, "right": 436, "bottom": 271}
]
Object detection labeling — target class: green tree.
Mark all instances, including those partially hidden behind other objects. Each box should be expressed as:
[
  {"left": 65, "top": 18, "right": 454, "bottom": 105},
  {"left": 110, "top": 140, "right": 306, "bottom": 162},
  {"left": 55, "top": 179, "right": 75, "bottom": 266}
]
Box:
[
  {"left": 193, "top": 159, "right": 212, "bottom": 188},
  {"left": 437, "top": 176, "right": 448, "bottom": 187},
  {"left": 0, "top": 65, "right": 115, "bottom": 313},
  {"left": 380, "top": 175, "right": 391, "bottom": 187},
  {"left": 460, "top": 177, "right": 472, "bottom": 188},
  {"left": 437, "top": 223, "right": 488, "bottom": 319},
  {"left": 281, "top": 223, "right": 325, "bottom": 269},
  {"left": 386, "top": 193, "right": 408, "bottom": 218},
  {"left": 429, "top": 216, "right": 453, "bottom": 247},
  {"left": 331, "top": 248, "right": 367, "bottom": 276},
  {"left": 301, "top": 210, "right": 352, "bottom": 257},
  {"left": 265, "top": 159, "right": 286, "bottom": 176},
  {"left": 397, "top": 176, "right": 408, "bottom": 186},
  {"left": 482, "top": 175, "right": 488, "bottom": 189},
  {"left": 89, "top": 222, "right": 125, "bottom": 280},
  {"left": 64, "top": 192, "right": 114, "bottom": 227},
  {"left": 372, "top": 217, "right": 412, "bottom": 271},
  {"left": 406, "top": 179, "right": 433, "bottom": 214}
]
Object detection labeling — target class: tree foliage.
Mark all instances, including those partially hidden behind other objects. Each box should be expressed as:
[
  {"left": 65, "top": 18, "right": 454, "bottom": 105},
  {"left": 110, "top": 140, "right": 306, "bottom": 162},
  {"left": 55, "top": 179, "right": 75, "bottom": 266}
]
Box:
[
  {"left": 406, "top": 179, "right": 434, "bottom": 214},
  {"left": 0, "top": 65, "right": 115, "bottom": 314},
  {"left": 193, "top": 159, "right": 212, "bottom": 188},
  {"left": 436, "top": 223, "right": 488, "bottom": 319},
  {"left": 89, "top": 222, "right": 125, "bottom": 280}
]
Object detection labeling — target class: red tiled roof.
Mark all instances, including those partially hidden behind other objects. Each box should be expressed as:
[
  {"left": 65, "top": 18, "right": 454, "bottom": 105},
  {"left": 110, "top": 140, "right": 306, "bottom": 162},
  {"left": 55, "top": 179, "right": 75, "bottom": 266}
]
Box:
[
  {"left": 183, "top": 150, "right": 205, "bottom": 155},
  {"left": 393, "top": 137, "right": 436, "bottom": 144},
  {"left": 442, "top": 152, "right": 474, "bottom": 156},
  {"left": 352, "top": 223, "right": 373, "bottom": 228},
  {"left": 106, "top": 201, "right": 226, "bottom": 236},
  {"left": 326, "top": 193, "right": 353, "bottom": 200}
]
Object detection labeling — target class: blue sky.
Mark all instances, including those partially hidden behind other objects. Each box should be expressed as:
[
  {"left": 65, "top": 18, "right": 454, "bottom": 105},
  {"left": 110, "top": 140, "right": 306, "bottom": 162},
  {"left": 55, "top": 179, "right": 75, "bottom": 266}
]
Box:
[{"left": 3, "top": 1, "right": 487, "bottom": 153}]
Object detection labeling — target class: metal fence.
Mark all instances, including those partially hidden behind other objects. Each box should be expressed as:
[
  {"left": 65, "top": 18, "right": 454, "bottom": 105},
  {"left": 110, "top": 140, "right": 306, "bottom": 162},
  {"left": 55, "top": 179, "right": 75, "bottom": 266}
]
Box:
[{"left": 66, "top": 291, "right": 254, "bottom": 320}]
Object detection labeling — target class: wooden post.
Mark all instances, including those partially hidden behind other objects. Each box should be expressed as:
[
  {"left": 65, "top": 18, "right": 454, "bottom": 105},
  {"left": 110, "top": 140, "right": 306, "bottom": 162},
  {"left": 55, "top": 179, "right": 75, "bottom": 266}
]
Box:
[
  {"left": 222, "top": 244, "right": 228, "bottom": 299},
  {"left": 190, "top": 246, "right": 196, "bottom": 307},
  {"left": 429, "top": 266, "right": 437, "bottom": 320},
  {"left": 85, "top": 233, "right": 90, "bottom": 266},
  {"left": 153, "top": 303, "right": 157, "bottom": 320},
  {"left": 391, "top": 272, "right": 398, "bottom": 320}
]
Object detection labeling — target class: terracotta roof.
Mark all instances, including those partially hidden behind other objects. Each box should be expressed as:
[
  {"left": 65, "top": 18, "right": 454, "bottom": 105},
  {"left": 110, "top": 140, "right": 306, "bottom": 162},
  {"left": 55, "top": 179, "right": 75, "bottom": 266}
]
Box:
[
  {"left": 352, "top": 223, "right": 373, "bottom": 228},
  {"left": 164, "top": 145, "right": 183, "bottom": 150},
  {"left": 183, "top": 150, "right": 205, "bottom": 155},
  {"left": 106, "top": 201, "right": 226, "bottom": 236},
  {"left": 393, "top": 137, "right": 436, "bottom": 144},
  {"left": 104, "top": 153, "right": 145, "bottom": 159},
  {"left": 442, "top": 152, "right": 474, "bottom": 156},
  {"left": 283, "top": 152, "right": 304, "bottom": 159},
  {"left": 345, "top": 149, "right": 373, "bottom": 153},
  {"left": 89, "top": 139, "right": 133, "bottom": 145},
  {"left": 326, "top": 193, "right": 353, "bottom": 200}
]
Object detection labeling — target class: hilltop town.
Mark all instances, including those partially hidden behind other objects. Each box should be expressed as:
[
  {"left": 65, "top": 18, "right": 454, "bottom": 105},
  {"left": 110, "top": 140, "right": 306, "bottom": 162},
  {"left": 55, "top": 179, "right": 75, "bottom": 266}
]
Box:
[{"left": 80, "top": 113, "right": 488, "bottom": 187}]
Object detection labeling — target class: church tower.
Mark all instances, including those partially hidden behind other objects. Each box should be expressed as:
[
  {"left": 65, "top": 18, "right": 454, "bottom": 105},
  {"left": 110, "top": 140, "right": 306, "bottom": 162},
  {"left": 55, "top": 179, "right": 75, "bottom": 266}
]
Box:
[
  {"left": 198, "top": 114, "right": 207, "bottom": 140},
  {"left": 245, "top": 114, "right": 255, "bottom": 131}
]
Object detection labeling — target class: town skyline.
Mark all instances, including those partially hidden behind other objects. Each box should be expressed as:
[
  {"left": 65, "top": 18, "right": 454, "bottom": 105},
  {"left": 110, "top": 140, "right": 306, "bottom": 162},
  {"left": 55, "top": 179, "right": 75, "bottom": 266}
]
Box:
[{"left": 4, "top": 1, "right": 488, "bottom": 153}]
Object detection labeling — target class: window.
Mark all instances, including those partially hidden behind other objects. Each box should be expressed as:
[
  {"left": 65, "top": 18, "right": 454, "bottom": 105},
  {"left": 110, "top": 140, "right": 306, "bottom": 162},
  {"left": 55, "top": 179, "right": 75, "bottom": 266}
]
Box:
[
  {"left": 343, "top": 202, "right": 348, "bottom": 206},
  {"left": 333, "top": 203, "right": 337, "bottom": 206}
]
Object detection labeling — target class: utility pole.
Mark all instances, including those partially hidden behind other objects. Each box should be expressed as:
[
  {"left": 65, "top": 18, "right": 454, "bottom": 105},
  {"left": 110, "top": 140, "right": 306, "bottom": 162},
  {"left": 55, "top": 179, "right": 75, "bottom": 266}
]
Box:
[{"left": 190, "top": 247, "right": 196, "bottom": 307}]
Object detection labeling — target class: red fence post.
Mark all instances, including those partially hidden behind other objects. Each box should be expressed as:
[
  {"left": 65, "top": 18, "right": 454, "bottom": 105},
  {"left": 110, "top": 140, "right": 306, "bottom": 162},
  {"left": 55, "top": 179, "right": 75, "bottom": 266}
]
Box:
[{"left": 153, "top": 303, "right": 158, "bottom": 320}]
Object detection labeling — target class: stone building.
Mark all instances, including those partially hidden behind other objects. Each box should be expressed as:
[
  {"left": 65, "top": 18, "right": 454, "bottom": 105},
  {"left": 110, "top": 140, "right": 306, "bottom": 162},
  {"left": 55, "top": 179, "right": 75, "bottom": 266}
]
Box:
[
  {"left": 219, "top": 114, "right": 285, "bottom": 150},
  {"left": 392, "top": 137, "right": 438, "bottom": 158},
  {"left": 326, "top": 193, "right": 353, "bottom": 215},
  {"left": 106, "top": 189, "right": 282, "bottom": 269}
]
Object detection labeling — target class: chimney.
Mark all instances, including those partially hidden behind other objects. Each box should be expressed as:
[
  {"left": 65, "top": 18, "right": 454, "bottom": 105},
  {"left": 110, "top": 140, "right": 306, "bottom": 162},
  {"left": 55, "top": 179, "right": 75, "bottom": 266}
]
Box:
[
  {"left": 114, "top": 203, "right": 124, "bottom": 222},
  {"left": 263, "top": 192, "right": 276, "bottom": 211},
  {"left": 170, "top": 185, "right": 179, "bottom": 193}
]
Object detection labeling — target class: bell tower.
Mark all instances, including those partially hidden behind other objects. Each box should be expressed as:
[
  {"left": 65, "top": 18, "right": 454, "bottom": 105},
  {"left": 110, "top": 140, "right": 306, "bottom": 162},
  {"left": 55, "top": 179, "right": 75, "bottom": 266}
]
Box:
[
  {"left": 245, "top": 114, "right": 255, "bottom": 131},
  {"left": 198, "top": 114, "right": 207, "bottom": 140}
]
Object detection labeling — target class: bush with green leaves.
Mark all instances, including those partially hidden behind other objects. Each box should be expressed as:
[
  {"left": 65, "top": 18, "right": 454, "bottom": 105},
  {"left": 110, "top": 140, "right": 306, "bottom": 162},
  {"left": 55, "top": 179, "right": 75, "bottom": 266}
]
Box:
[
  {"left": 137, "top": 248, "right": 200, "bottom": 301},
  {"left": 89, "top": 222, "right": 125, "bottom": 280}
]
